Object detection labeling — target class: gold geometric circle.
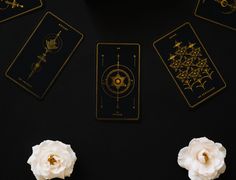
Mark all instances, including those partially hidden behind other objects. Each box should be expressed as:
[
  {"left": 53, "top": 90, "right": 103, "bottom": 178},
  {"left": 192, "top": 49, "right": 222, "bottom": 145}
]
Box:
[
  {"left": 106, "top": 69, "right": 130, "bottom": 95},
  {"left": 101, "top": 64, "right": 135, "bottom": 99}
]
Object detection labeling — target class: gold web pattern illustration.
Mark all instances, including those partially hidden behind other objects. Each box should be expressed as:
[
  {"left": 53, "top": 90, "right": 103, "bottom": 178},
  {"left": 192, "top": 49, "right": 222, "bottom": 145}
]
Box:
[{"left": 168, "top": 41, "right": 214, "bottom": 92}]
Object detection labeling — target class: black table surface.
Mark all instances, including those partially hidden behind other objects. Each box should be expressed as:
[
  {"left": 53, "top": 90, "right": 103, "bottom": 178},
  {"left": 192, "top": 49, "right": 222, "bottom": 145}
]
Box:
[{"left": 0, "top": 0, "right": 235, "bottom": 179}]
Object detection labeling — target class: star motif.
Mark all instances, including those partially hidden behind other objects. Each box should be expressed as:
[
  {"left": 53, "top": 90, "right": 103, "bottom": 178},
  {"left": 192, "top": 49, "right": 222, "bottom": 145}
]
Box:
[
  {"left": 111, "top": 73, "right": 126, "bottom": 89},
  {"left": 182, "top": 57, "right": 194, "bottom": 67},
  {"left": 175, "top": 46, "right": 187, "bottom": 56},
  {"left": 196, "top": 58, "right": 208, "bottom": 68},
  {"left": 189, "top": 47, "right": 202, "bottom": 57},
  {"left": 170, "top": 59, "right": 182, "bottom": 71}
]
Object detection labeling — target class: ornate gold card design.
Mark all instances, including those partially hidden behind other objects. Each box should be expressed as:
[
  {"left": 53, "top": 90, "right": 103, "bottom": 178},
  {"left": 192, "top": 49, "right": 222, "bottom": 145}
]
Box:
[
  {"left": 153, "top": 22, "right": 226, "bottom": 108},
  {"left": 5, "top": 12, "right": 84, "bottom": 99},
  {"left": 169, "top": 41, "right": 214, "bottom": 92},
  {"left": 96, "top": 43, "right": 140, "bottom": 120}
]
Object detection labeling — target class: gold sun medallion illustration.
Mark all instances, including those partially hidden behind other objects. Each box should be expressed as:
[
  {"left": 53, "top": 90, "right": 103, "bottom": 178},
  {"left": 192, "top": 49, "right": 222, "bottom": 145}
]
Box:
[
  {"left": 101, "top": 64, "right": 135, "bottom": 99},
  {"left": 169, "top": 41, "right": 214, "bottom": 91}
]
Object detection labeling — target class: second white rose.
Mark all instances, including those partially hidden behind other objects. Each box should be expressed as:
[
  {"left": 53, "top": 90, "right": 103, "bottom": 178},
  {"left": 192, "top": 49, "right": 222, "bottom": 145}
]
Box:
[{"left": 178, "top": 137, "right": 226, "bottom": 180}]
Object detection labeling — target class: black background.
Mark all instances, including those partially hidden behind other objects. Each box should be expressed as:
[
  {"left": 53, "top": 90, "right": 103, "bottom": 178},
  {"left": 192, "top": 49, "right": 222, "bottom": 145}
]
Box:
[{"left": 0, "top": 0, "right": 235, "bottom": 179}]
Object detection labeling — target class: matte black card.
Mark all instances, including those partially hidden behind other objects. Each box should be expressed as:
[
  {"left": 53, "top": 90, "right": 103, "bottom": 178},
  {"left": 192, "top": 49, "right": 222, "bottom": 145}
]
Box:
[
  {"left": 195, "top": 0, "right": 236, "bottom": 31},
  {"left": 96, "top": 43, "right": 140, "bottom": 120},
  {"left": 0, "top": 0, "right": 43, "bottom": 23},
  {"left": 5, "top": 12, "right": 84, "bottom": 99},
  {"left": 153, "top": 23, "right": 226, "bottom": 108}
]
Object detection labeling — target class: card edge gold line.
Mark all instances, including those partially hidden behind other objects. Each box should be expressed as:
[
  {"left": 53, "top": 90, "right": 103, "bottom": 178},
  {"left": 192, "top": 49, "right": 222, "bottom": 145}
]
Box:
[
  {"left": 95, "top": 43, "right": 99, "bottom": 120},
  {"left": 137, "top": 43, "right": 140, "bottom": 120},
  {"left": 153, "top": 47, "right": 193, "bottom": 108},
  {"left": 96, "top": 118, "right": 139, "bottom": 121},
  {"left": 153, "top": 22, "right": 193, "bottom": 107},
  {"left": 47, "top": 11, "right": 84, "bottom": 37},
  {"left": 41, "top": 37, "right": 84, "bottom": 99},
  {"left": 96, "top": 42, "right": 141, "bottom": 46},
  {"left": 190, "top": 85, "right": 226, "bottom": 108},
  {"left": 41, "top": 11, "right": 84, "bottom": 98},
  {"left": 5, "top": 74, "right": 42, "bottom": 99},
  {"left": 95, "top": 42, "right": 140, "bottom": 120},
  {"left": 5, "top": 11, "right": 84, "bottom": 99},
  {"left": 153, "top": 22, "right": 189, "bottom": 44},
  {"left": 0, "top": 0, "right": 43, "bottom": 24},
  {"left": 5, "top": 10, "right": 49, "bottom": 99},
  {"left": 188, "top": 23, "right": 227, "bottom": 107},
  {"left": 153, "top": 22, "right": 226, "bottom": 108},
  {"left": 194, "top": 0, "right": 236, "bottom": 31},
  {"left": 188, "top": 23, "right": 227, "bottom": 87}
]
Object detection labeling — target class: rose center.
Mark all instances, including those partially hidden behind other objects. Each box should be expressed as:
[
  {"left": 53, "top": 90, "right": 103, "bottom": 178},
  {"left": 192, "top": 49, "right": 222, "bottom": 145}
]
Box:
[
  {"left": 198, "top": 150, "right": 210, "bottom": 164},
  {"left": 48, "top": 155, "right": 57, "bottom": 165},
  {"left": 203, "top": 152, "right": 209, "bottom": 162}
]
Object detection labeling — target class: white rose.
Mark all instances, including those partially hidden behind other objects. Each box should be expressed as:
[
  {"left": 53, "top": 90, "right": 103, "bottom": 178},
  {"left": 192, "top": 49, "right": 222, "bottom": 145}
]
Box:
[
  {"left": 178, "top": 137, "right": 226, "bottom": 180},
  {"left": 27, "top": 140, "right": 77, "bottom": 180}
]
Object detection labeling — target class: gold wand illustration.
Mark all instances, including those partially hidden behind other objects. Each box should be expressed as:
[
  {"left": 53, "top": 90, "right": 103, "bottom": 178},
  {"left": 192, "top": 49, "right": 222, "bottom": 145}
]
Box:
[
  {"left": 27, "top": 31, "right": 62, "bottom": 80},
  {"left": 0, "top": 0, "right": 24, "bottom": 8}
]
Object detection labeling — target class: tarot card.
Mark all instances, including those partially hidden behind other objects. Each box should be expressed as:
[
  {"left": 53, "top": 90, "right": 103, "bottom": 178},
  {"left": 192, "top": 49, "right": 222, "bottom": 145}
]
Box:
[
  {"left": 5, "top": 12, "right": 84, "bottom": 99},
  {"left": 96, "top": 43, "right": 140, "bottom": 120},
  {"left": 195, "top": 0, "right": 236, "bottom": 31},
  {"left": 0, "top": 0, "right": 43, "bottom": 23},
  {"left": 153, "top": 22, "right": 226, "bottom": 108}
]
